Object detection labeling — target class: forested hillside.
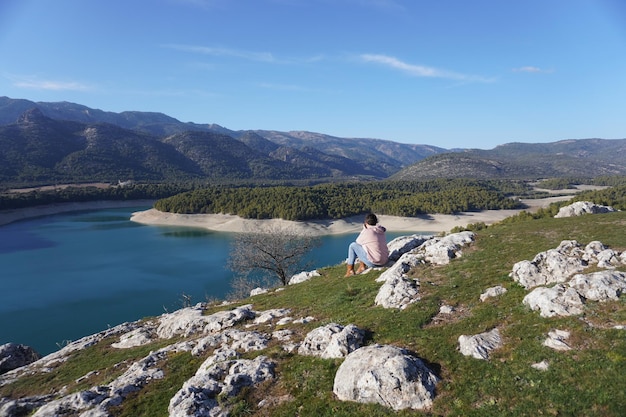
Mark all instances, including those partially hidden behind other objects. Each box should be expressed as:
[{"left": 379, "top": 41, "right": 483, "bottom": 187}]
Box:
[{"left": 154, "top": 180, "right": 528, "bottom": 220}]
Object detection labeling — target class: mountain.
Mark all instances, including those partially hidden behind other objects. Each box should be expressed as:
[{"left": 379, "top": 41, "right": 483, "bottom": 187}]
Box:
[
  {"left": 392, "top": 139, "right": 626, "bottom": 180},
  {"left": 0, "top": 97, "right": 446, "bottom": 184},
  {"left": 0, "top": 108, "right": 414, "bottom": 186},
  {"left": 1, "top": 96, "right": 625, "bottom": 186}
]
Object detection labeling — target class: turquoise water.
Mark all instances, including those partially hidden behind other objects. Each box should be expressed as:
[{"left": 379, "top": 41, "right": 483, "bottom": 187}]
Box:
[{"left": 0, "top": 207, "right": 413, "bottom": 355}]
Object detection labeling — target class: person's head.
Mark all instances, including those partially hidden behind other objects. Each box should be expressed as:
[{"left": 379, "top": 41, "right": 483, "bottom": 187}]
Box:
[{"left": 364, "top": 213, "right": 378, "bottom": 226}]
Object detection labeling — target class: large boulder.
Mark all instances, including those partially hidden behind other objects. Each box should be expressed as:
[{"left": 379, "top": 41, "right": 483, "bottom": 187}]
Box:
[
  {"left": 0, "top": 343, "right": 41, "bottom": 374},
  {"left": 554, "top": 201, "right": 616, "bottom": 218},
  {"left": 333, "top": 344, "right": 439, "bottom": 411}
]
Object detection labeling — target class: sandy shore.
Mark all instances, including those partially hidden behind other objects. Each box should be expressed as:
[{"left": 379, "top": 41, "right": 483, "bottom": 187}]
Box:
[
  {"left": 0, "top": 194, "right": 573, "bottom": 234},
  {"left": 129, "top": 195, "right": 571, "bottom": 235}
]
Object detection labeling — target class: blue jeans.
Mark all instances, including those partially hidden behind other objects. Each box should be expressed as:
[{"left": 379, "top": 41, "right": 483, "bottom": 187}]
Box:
[{"left": 347, "top": 242, "right": 375, "bottom": 267}]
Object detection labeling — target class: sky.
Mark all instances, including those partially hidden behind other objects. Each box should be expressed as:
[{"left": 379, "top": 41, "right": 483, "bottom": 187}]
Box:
[{"left": 1, "top": 0, "right": 625, "bottom": 149}]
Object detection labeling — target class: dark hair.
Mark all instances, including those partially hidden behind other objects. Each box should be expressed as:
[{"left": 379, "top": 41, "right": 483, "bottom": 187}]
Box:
[{"left": 365, "top": 213, "right": 378, "bottom": 226}]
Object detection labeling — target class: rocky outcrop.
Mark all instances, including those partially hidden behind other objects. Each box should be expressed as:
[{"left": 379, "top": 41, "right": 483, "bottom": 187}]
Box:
[
  {"left": 554, "top": 201, "right": 616, "bottom": 218},
  {"left": 375, "top": 232, "right": 475, "bottom": 309},
  {"left": 458, "top": 328, "right": 502, "bottom": 360},
  {"left": 168, "top": 355, "right": 275, "bottom": 417},
  {"left": 512, "top": 240, "right": 626, "bottom": 318},
  {"left": 333, "top": 344, "right": 439, "bottom": 411},
  {"left": 0, "top": 343, "right": 41, "bottom": 375}
]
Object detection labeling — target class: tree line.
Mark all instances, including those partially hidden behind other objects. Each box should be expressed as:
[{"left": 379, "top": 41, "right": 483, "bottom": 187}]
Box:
[{"left": 153, "top": 179, "right": 528, "bottom": 221}]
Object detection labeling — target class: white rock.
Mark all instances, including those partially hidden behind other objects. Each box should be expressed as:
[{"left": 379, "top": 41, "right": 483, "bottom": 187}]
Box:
[
  {"left": 288, "top": 270, "right": 321, "bottom": 285},
  {"left": 253, "top": 308, "right": 291, "bottom": 325},
  {"left": 510, "top": 241, "right": 587, "bottom": 289},
  {"left": 298, "top": 323, "right": 364, "bottom": 359},
  {"left": 111, "top": 327, "right": 154, "bottom": 349},
  {"left": 156, "top": 304, "right": 255, "bottom": 339},
  {"left": 387, "top": 234, "right": 432, "bottom": 262},
  {"left": 458, "top": 328, "right": 502, "bottom": 360},
  {"left": 333, "top": 344, "right": 439, "bottom": 411},
  {"left": 480, "top": 285, "right": 508, "bottom": 302},
  {"left": 168, "top": 356, "right": 275, "bottom": 417},
  {"left": 531, "top": 360, "right": 550, "bottom": 371},
  {"left": 554, "top": 201, "right": 616, "bottom": 218},
  {"left": 523, "top": 284, "right": 585, "bottom": 317},
  {"left": 568, "top": 271, "right": 626, "bottom": 301},
  {"left": 250, "top": 287, "right": 268, "bottom": 296},
  {"left": 543, "top": 329, "right": 572, "bottom": 351}
]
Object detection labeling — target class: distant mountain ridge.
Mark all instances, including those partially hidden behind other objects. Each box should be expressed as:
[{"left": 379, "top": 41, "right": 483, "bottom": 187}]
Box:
[
  {"left": 392, "top": 139, "right": 626, "bottom": 180},
  {"left": 1, "top": 96, "right": 625, "bottom": 186}
]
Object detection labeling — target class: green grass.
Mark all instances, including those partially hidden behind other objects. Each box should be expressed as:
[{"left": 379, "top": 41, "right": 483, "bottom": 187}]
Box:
[{"left": 2, "top": 211, "right": 625, "bottom": 416}]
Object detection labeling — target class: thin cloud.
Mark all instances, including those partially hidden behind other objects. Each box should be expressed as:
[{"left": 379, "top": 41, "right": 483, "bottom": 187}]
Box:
[
  {"left": 8, "top": 75, "right": 92, "bottom": 91},
  {"left": 359, "top": 54, "right": 493, "bottom": 82},
  {"left": 163, "top": 44, "right": 276, "bottom": 62},
  {"left": 513, "top": 66, "right": 554, "bottom": 73}
]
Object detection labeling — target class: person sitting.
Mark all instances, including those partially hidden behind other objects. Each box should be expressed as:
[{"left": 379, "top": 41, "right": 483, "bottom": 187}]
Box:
[{"left": 345, "top": 213, "right": 389, "bottom": 277}]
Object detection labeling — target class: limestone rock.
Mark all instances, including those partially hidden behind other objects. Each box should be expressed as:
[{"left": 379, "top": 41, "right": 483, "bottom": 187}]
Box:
[
  {"left": 168, "top": 355, "right": 275, "bottom": 417},
  {"left": 554, "top": 201, "right": 616, "bottom": 218},
  {"left": 375, "top": 232, "right": 475, "bottom": 310},
  {"left": 253, "top": 308, "right": 290, "bottom": 325},
  {"left": 298, "top": 323, "right": 364, "bottom": 359},
  {"left": 156, "top": 304, "right": 255, "bottom": 338},
  {"left": 111, "top": 326, "right": 155, "bottom": 349},
  {"left": 531, "top": 360, "right": 550, "bottom": 371},
  {"left": 0, "top": 343, "right": 41, "bottom": 374},
  {"left": 418, "top": 231, "right": 475, "bottom": 265},
  {"left": 375, "top": 272, "right": 421, "bottom": 310},
  {"left": 523, "top": 284, "right": 585, "bottom": 317},
  {"left": 250, "top": 287, "right": 269, "bottom": 296},
  {"left": 568, "top": 271, "right": 626, "bottom": 301},
  {"left": 333, "top": 344, "right": 439, "bottom": 411},
  {"left": 289, "top": 269, "right": 321, "bottom": 285},
  {"left": 480, "top": 285, "right": 508, "bottom": 302},
  {"left": 387, "top": 234, "right": 433, "bottom": 262},
  {"left": 543, "top": 329, "right": 572, "bottom": 351},
  {"left": 510, "top": 240, "right": 587, "bottom": 289},
  {"left": 458, "top": 328, "right": 502, "bottom": 360}
]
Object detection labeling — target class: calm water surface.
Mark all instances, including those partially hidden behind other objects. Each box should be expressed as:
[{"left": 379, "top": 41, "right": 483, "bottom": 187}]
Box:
[{"left": 0, "top": 207, "right": 412, "bottom": 354}]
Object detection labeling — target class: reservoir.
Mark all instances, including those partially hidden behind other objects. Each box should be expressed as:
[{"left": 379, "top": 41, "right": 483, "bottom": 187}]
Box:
[{"left": 0, "top": 206, "right": 414, "bottom": 355}]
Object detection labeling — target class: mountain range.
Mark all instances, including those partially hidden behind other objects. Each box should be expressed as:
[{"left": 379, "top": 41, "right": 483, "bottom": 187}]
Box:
[{"left": 1, "top": 96, "right": 625, "bottom": 187}]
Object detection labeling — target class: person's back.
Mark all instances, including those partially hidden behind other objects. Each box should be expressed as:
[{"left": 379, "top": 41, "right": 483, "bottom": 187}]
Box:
[{"left": 345, "top": 213, "right": 389, "bottom": 276}]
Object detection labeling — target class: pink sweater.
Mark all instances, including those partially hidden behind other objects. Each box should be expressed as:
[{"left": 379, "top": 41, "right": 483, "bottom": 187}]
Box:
[{"left": 356, "top": 224, "right": 389, "bottom": 265}]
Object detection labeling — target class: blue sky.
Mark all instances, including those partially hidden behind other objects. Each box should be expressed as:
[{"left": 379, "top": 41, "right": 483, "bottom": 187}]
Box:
[{"left": 1, "top": 0, "right": 625, "bottom": 149}]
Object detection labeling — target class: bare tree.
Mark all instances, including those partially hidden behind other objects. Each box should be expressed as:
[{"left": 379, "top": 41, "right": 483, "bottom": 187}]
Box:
[{"left": 227, "top": 223, "right": 321, "bottom": 287}]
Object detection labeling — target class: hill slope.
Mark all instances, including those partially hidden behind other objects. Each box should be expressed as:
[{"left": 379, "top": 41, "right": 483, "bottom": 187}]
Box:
[{"left": 1, "top": 208, "right": 625, "bottom": 416}]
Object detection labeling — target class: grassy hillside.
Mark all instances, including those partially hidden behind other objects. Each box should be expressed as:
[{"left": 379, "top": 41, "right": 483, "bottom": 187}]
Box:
[{"left": 2, "top": 210, "right": 625, "bottom": 416}]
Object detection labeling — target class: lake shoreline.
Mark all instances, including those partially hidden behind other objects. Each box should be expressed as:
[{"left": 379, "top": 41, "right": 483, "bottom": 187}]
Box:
[
  {"left": 0, "top": 194, "right": 572, "bottom": 234},
  {"left": 130, "top": 193, "right": 573, "bottom": 235}
]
